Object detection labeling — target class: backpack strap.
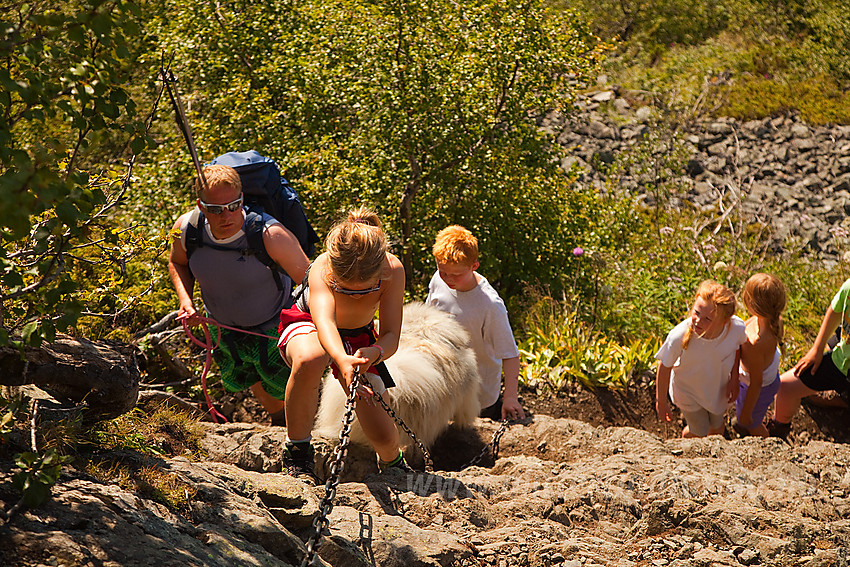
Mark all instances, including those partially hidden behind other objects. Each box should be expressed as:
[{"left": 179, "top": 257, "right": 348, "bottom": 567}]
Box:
[
  {"left": 244, "top": 211, "right": 287, "bottom": 293},
  {"left": 185, "top": 208, "right": 291, "bottom": 296},
  {"left": 184, "top": 207, "right": 204, "bottom": 260},
  {"left": 291, "top": 262, "right": 311, "bottom": 312}
]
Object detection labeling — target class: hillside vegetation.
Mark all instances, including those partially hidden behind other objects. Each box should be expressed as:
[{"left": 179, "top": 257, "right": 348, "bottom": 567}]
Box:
[
  {"left": 2, "top": 0, "right": 850, "bottom": 502},
  {"left": 567, "top": 0, "right": 850, "bottom": 124}
]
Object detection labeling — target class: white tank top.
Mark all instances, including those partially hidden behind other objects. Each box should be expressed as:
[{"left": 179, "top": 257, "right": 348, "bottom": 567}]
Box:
[{"left": 739, "top": 347, "right": 780, "bottom": 387}]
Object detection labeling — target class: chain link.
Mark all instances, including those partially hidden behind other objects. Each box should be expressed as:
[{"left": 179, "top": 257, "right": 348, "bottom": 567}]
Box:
[
  {"left": 460, "top": 419, "right": 511, "bottom": 470},
  {"left": 300, "top": 372, "right": 362, "bottom": 567},
  {"left": 373, "top": 391, "right": 434, "bottom": 472},
  {"left": 299, "top": 373, "right": 512, "bottom": 564}
]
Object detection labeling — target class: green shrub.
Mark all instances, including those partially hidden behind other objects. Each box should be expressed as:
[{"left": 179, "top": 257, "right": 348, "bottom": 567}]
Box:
[
  {"left": 585, "top": 0, "right": 850, "bottom": 123},
  {"left": 519, "top": 297, "right": 660, "bottom": 391},
  {"left": 11, "top": 450, "right": 71, "bottom": 509},
  {"left": 719, "top": 74, "right": 850, "bottom": 124},
  {"left": 87, "top": 406, "right": 205, "bottom": 458}
]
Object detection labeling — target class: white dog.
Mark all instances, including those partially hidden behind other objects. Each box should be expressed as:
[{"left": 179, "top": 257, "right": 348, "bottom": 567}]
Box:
[{"left": 314, "top": 301, "right": 481, "bottom": 449}]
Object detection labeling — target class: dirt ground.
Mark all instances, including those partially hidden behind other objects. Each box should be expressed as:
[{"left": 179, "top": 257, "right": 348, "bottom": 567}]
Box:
[
  {"left": 517, "top": 374, "right": 850, "bottom": 446},
  {"left": 222, "top": 372, "right": 850, "bottom": 449}
]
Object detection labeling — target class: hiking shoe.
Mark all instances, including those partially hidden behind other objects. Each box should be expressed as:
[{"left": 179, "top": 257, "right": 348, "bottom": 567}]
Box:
[
  {"left": 766, "top": 418, "right": 791, "bottom": 440},
  {"left": 379, "top": 451, "right": 413, "bottom": 474},
  {"left": 731, "top": 418, "right": 750, "bottom": 438},
  {"left": 283, "top": 441, "right": 319, "bottom": 485}
]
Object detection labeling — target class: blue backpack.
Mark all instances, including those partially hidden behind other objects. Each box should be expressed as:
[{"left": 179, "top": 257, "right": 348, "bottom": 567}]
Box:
[{"left": 185, "top": 150, "right": 319, "bottom": 291}]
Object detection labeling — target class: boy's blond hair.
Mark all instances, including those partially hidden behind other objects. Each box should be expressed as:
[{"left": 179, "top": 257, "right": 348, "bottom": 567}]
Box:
[
  {"left": 433, "top": 225, "right": 478, "bottom": 265},
  {"left": 195, "top": 165, "right": 242, "bottom": 199}
]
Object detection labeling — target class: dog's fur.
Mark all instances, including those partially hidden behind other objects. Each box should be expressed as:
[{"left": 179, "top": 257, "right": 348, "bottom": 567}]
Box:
[{"left": 314, "top": 301, "right": 481, "bottom": 448}]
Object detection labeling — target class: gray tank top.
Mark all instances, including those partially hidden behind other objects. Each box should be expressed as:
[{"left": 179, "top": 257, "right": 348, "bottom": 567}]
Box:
[{"left": 184, "top": 214, "right": 291, "bottom": 330}]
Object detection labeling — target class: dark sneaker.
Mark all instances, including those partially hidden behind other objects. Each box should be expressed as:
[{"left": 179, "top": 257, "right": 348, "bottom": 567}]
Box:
[
  {"left": 766, "top": 419, "right": 791, "bottom": 440},
  {"left": 731, "top": 418, "right": 750, "bottom": 438},
  {"left": 379, "top": 451, "right": 414, "bottom": 473},
  {"left": 283, "top": 441, "right": 319, "bottom": 485}
]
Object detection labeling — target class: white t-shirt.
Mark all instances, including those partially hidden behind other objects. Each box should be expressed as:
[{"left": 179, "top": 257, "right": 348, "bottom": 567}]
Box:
[
  {"left": 655, "top": 316, "right": 747, "bottom": 414},
  {"left": 427, "top": 272, "right": 519, "bottom": 408}
]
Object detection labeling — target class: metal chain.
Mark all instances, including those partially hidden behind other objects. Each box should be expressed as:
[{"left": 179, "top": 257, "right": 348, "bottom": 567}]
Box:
[
  {"left": 299, "top": 375, "right": 510, "bottom": 564},
  {"left": 373, "top": 391, "right": 433, "bottom": 472},
  {"left": 460, "top": 419, "right": 512, "bottom": 470},
  {"left": 300, "top": 372, "right": 362, "bottom": 567}
]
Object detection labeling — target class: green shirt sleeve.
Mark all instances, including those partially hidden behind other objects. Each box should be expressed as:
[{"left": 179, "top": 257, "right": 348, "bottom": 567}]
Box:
[
  {"left": 829, "top": 279, "right": 850, "bottom": 375},
  {"left": 830, "top": 278, "right": 850, "bottom": 315}
]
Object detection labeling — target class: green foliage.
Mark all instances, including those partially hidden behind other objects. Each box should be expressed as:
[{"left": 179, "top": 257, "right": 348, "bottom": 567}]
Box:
[
  {"left": 141, "top": 0, "right": 604, "bottom": 297},
  {"left": 1, "top": 0, "right": 156, "bottom": 345},
  {"left": 718, "top": 74, "right": 850, "bottom": 124},
  {"left": 560, "top": 0, "right": 729, "bottom": 53},
  {"left": 579, "top": 0, "right": 850, "bottom": 123},
  {"left": 87, "top": 406, "right": 204, "bottom": 458},
  {"left": 11, "top": 450, "right": 71, "bottom": 508},
  {"left": 0, "top": 394, "right": 27, "bottom": 441},
  {"left": 519, "top": 297, "right": 660, "bottom": 391}
]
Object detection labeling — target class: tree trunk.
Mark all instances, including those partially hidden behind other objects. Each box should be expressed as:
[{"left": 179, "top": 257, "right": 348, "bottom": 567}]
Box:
[{"left": 0, "top": 335, "right": 141, "bottom": 423}]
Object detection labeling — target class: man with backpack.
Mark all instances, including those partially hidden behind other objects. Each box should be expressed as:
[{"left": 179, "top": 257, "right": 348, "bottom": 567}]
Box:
[{"left": 168, "top": 163, "right": 310, "bottom": 426}]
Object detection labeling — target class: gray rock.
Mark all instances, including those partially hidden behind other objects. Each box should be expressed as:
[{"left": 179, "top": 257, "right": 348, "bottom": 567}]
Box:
[
  {"left": 614, "top": 98, "right": 631, "bottom": 114},
  {"left": 635, "top": 106, "right": 654, "bottom": 121},
  {"left": 791, "top": 123, "right": 812, "bottom": 138},
  {"left": 792, "top": 137, "right": 817, "bottom": 152},
  {"left": 586, "top": 120, "right": 618, "bottom": 139},
  {"left": 708, "top": 122, "right": 734, "bottom": 135},
  {"left": 541, "top": 97, "right": 850, "bottom": 263}
]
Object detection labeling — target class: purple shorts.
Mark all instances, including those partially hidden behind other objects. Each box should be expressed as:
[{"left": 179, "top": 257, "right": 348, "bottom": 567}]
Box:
[{"left": 735, "top": 373, "right": 780, "bottom": 428}]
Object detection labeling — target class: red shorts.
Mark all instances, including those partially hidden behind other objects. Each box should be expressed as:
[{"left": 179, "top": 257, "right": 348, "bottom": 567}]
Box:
[
  {"left": 277, "top": 307, "right": 315, "bottom": 349},
  {"left": 277, "top": 307, "right": 392, "bottom": 386}
]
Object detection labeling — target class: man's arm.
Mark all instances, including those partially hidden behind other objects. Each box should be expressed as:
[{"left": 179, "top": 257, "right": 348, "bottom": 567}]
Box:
[
  {"left": 263, "top": 223, "right": 309, "bottom": 283},
  {"left": 167, "top": 213, "right": 199, "bottom": 323}
]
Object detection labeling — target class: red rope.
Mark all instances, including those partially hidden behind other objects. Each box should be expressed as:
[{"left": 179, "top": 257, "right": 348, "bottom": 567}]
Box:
[{"left": 179, "top": 315, "right": 274, "bottom": 423}]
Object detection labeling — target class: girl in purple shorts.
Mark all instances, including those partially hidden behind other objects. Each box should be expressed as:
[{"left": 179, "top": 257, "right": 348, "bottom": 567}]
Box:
[{"left": 735, "top": 273, "right": 787, "bottom": 437}]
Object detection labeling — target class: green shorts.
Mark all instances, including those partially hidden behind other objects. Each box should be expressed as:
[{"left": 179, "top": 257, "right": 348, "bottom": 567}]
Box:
[{"left": 214, "top": 327, "right": 290, "bottom": 399}]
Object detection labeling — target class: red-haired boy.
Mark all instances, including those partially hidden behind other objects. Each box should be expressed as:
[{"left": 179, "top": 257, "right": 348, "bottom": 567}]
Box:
[{"left": 426, "top": 226, "right": 525, "bottom": 421}]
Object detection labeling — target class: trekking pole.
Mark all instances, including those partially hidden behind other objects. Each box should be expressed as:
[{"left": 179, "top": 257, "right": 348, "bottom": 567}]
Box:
[{"left": 159, "top": 57, "right": 209, "bottom": 193}]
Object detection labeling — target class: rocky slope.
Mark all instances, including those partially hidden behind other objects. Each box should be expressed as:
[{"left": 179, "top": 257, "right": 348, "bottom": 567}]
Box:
[
  {"left": 2, "top": 416, "right": 849, "bottom": 567},
  {"left": 543, "top": 86, "right": 850, "bottom": 264},
  {"left": 4, "top": 93, "right": 850, "bottom": 567}
]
